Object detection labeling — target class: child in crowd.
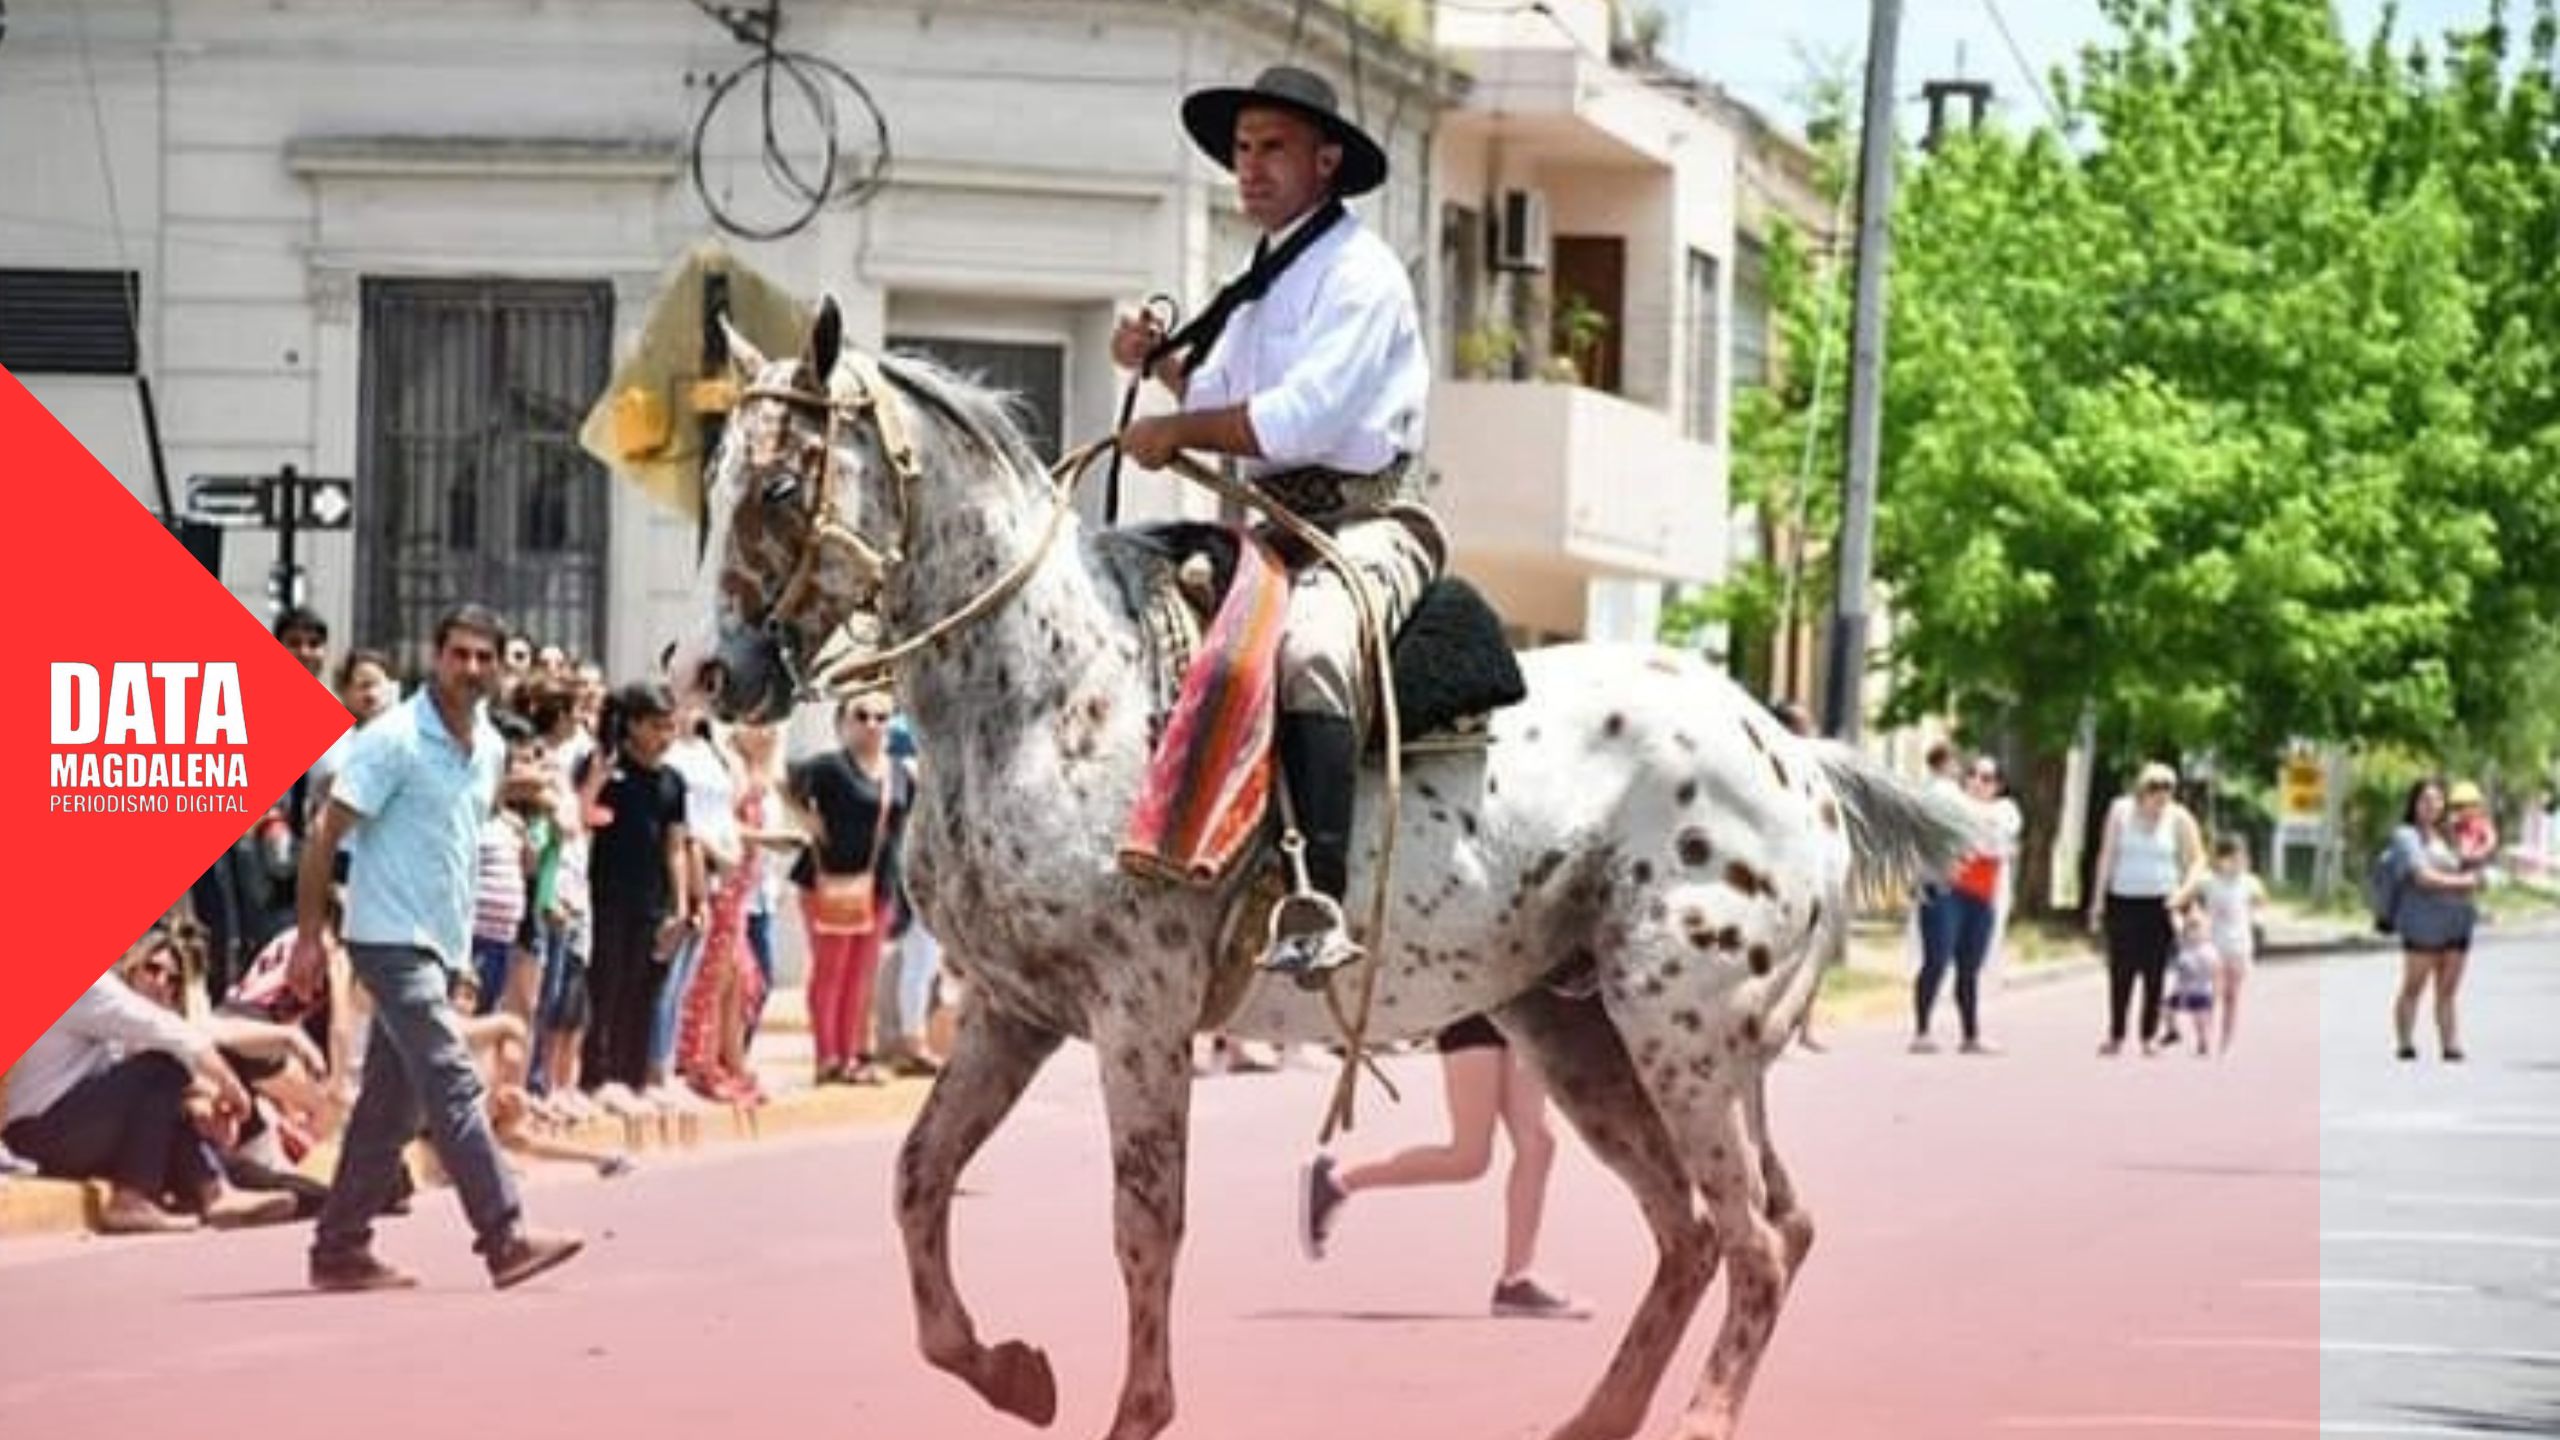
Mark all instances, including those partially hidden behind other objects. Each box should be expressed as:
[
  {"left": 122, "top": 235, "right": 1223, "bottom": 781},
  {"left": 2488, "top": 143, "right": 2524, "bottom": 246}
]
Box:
[
  {"left": 2163, "top": 900, "right": 2219, "bottom": 1056},
  {"left": 468, "top": 719, "right": 539, "bottom": 1015},
  {"left": 2448, "top": 781, "right": 2500, "bottom": 871},
  {"left": 524, "top": 677, "right": 595, "bottom": 1112},
  {"left": 2191, "top": 836, "right": 2266, "bottom": 1054},
  {"left": 501, "top": 726, "right": 564, "bottom": 1028}
]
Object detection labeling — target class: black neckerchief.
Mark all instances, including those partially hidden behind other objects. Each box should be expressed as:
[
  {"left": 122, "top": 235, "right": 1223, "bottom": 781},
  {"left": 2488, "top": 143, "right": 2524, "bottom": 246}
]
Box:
[
  {"left": 1104, "top": 197, "right": 1350, "bottom": 524},
  {"left": 1148, "top": 197, "right": 1349, "bottom": 376}
]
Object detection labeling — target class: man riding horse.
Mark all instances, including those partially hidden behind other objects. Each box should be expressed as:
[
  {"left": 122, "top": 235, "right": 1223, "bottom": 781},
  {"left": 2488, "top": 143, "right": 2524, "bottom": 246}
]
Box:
[{"left": 1113, "top": 65, "right": 1441, "bottom": 983}]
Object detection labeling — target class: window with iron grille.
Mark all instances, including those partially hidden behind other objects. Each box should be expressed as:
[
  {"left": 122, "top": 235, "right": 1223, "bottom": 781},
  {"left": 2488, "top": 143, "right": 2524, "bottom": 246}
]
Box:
[
  {"left": 0, "top": 268, "right": 141, "bottom": 374},
  {"left": 358, "top": 278, "right": 613, "bottom": 673}
]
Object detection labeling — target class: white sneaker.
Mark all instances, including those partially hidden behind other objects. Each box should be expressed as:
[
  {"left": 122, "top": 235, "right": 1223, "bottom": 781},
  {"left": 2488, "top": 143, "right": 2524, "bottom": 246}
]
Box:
[{"left": 1491, "top": 1276, "right": 1591, "bottom": 1320}]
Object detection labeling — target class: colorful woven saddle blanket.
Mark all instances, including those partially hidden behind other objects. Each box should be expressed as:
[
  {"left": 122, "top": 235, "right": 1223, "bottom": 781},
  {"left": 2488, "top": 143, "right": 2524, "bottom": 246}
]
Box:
[{"left": 1104, "top": 523, "right": 1527, "bottom": 889}]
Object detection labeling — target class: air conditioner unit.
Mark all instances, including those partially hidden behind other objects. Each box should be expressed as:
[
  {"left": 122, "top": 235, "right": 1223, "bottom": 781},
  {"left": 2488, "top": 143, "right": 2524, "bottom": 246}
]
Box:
[{"left": 1493, "top": 189, "right": 1549, "bottom": 273}]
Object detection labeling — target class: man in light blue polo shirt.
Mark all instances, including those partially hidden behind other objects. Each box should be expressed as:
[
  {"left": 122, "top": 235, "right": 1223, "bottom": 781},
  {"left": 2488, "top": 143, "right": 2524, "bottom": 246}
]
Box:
[{"left": 289, "top": 604, "right": 582, "bottom": 1292}]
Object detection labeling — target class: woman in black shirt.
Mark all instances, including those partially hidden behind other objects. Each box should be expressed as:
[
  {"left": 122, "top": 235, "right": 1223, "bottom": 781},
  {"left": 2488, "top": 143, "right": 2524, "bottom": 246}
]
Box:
[{"left": 786, "top": 695, "right": 911, "bottom": 1085}]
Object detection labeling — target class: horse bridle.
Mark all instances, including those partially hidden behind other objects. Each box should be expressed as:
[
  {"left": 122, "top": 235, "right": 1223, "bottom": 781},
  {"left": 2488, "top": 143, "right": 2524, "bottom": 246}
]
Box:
[
  {"left": 732, "top": 351, "right": 924, "bottom": 694},
  {"left": 730, "top": 350, "right": 1107, "bottom": 701}
]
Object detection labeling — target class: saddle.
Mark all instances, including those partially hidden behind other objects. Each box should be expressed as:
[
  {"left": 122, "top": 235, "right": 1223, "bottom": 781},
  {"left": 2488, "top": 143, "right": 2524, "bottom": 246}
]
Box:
[{"left": 1107, "top": 520, "right": 1526, "bottom": 888}]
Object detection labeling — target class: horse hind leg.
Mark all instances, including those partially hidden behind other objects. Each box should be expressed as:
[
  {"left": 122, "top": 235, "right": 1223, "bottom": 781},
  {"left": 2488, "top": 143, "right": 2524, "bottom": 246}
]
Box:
[
  {"left": 1492, "top": 987, "right": 1720, "bottom": 1440},
  {"left": 1608, "top": 985, "right": 1794, "bottom": 1440},
  {"left": 1749, "top": 1072, "right": 1815, "bottom": 1286},
  {"left": 896, "top": 991, "right": 1066, "bottom": 1427},
  {"left": 1654, "top": 1068, "right": 1793, "bottom": 1440}
]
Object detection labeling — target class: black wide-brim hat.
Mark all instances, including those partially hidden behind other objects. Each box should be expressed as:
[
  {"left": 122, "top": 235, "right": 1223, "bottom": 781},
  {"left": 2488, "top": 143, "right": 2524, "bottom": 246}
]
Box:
[{"left": 1182, "top": 65, "right": 1388, "bottom": 198}]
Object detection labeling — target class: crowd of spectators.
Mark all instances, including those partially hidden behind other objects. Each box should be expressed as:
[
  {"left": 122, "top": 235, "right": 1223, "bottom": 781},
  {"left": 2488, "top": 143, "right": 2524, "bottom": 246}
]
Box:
[{"left": 1, "top": 604, "right": 946, "bottom": 1231}]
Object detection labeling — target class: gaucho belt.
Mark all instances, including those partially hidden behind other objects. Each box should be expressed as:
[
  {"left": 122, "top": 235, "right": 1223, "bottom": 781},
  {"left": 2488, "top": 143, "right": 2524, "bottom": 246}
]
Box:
[{"left": 1251, "top": 455, "right": 1411, "bottom": 521}]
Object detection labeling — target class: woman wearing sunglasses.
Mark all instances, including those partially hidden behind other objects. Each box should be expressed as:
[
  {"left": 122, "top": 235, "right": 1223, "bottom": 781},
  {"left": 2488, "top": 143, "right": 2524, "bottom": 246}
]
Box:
[{"left": 786, "top": 695, "right": 913, "bottom": 1086}]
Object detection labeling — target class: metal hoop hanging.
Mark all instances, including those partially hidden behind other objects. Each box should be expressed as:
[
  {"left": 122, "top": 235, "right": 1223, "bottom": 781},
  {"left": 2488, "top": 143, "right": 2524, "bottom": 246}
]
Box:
[{"left": 687, "top": 0, "right": 894, "bottom": 242}]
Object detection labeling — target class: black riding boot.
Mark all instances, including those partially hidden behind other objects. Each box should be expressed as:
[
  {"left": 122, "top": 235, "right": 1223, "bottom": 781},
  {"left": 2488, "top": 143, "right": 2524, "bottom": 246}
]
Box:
[{"left": 1263, "top": 712, "right": 1364, "bottom": 978}]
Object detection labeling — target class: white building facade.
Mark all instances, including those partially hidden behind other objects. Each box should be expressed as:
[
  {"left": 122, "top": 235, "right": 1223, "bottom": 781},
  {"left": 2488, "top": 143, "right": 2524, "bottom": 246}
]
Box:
[
  {"left": 1, "top": 0, "right": 1736, "bottom": 671},
  {"left": 0, "top": 0, "right": 1444, "bottom": 677},
  {"left": 1424, "top": 0, "right": 1735, "bottom": 645}
]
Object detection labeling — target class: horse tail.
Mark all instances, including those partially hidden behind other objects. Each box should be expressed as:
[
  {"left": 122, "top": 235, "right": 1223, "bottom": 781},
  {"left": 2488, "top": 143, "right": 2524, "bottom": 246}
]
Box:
[{"left": 1808, "top": 741, "right": 1983, "bottom": 904}]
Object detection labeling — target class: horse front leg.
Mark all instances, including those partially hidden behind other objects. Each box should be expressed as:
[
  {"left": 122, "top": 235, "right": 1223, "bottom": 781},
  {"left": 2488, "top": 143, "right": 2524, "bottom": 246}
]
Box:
[
  {"left": 1093, "top": 1012, "right": 1196, "bottom": 1440},
  {"left": 896, "top": 990, "right": 1065, "bottom": 1427}
]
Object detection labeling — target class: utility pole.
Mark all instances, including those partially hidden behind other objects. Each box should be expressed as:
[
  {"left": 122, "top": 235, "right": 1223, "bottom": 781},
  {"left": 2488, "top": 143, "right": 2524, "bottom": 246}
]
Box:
[
  {"left": 1822, "top": 0, "right": 1904, "bottom": 743},
  {"left": 274, "top": 461, "right": 301, "bottom": 615}
]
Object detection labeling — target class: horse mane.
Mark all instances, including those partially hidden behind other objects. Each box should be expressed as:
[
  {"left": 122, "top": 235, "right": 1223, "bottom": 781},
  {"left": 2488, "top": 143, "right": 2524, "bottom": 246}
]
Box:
[{"left": 873, "top": 351, "right": 1051, "bottom": 487}]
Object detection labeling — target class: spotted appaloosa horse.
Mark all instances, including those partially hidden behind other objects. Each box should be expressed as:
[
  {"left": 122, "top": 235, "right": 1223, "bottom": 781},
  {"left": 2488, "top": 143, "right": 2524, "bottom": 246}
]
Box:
[{"left": 671, "top": 302, "right": 1975, "bottom": 1440}]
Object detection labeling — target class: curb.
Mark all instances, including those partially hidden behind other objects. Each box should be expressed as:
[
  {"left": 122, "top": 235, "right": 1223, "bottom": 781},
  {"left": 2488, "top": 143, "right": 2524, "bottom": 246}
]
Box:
[{"left": 0, "top": 1077, "right": 932, "bottom": 1243}]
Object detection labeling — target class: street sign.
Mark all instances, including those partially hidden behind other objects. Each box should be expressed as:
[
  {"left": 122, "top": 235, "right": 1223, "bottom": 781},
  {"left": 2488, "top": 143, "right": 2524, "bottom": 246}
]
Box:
[
  {"left": 185, "top": 474, "right": 273, "bottom": 528},
  {"left": 289, "top": 475, "right": 355, "bottom": 531},
  {"left": 182, "top": 472, "right": 354, "bottom": 531}
]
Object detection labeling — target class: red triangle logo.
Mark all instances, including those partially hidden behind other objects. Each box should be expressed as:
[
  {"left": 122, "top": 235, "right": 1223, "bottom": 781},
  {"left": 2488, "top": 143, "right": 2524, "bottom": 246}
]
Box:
[{"left": 0, "top": 364, "right": 351, "bottom": 1072}]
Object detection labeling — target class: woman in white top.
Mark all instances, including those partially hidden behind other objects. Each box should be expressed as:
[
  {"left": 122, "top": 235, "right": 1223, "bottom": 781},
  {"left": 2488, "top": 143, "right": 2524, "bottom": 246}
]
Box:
[
  {"left": 2088, "top": 762, "right": 2206, "bottom": 1055},
  {"left": 1971, "top": 757, "right": 2027, "bottom": 983},
  {"left": 3, "top": 933, "right": 293, "bottom": 1233}
]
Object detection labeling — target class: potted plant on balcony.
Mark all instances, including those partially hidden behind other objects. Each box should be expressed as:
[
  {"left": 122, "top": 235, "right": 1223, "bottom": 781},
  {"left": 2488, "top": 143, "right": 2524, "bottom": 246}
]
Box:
[
  {"left": 1553, "top": 290, "right": 1610, "bottom": 385},
  {"left": 1455, "top": 319, "right": 1522, "bottom": 380}
]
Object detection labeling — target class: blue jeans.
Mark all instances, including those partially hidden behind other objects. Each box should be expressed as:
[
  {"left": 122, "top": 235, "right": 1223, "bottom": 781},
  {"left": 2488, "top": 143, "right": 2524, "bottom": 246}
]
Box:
[
  {"left": 648, "top": 927, "right": 707, "bottom": 1079},
  {"left": 1915, "top": 890, "right": 1996, "bottom": 1042},
  {"left": 470, "top": 935, "right": 514, "bottom": 1017},
  {"left": 314, "top": 943, "right": 521, "bottom": 1259},
  {"left": 526, "top": 920, "right": 574, "bottom": 1091}
]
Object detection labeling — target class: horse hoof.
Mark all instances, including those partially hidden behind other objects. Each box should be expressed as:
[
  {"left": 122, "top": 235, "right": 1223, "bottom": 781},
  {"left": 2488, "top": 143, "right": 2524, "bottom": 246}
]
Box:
[{"left": 977, "top": 1340, "right": 1059, "bottom": 1428}]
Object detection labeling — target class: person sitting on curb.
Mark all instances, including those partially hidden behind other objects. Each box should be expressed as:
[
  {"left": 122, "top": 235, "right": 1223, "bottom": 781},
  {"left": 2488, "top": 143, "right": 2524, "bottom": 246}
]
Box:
[
  {"left": 3, "top": 932, "right": 299, "bottom": 1234},
  {"left": 125, "top": 931, "right": 337, "bottom": 1219}
]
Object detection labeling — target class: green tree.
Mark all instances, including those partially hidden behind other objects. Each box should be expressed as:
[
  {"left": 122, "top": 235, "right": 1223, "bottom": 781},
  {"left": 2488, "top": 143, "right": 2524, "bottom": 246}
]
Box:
[
  {"left": 1687, "top": 0, "right": 2560, "bottom": 907},
  {"left": 2370, "top": 1, "right": 2560, "bottom": 783},
  {"left": 1867, "top": 0, "right": 2493, "bottom": 908}
]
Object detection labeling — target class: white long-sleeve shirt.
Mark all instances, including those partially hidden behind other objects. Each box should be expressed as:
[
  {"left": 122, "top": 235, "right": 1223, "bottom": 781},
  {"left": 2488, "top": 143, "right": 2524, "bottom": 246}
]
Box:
[
  {"left": 1184, "top": 208, "right": 1428, "bottom": 479},
  {"left": 4, "top": 974, "right": 207, "bottom": 1126}
]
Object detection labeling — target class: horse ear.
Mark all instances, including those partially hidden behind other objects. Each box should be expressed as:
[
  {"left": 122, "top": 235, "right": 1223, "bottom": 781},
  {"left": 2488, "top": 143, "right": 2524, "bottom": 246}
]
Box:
[
  {"left": 807, "top": 297, "right": 843, "bottom": 388},
  {"left": 722, "top": 318, "right": 768, "bottom": 384}
]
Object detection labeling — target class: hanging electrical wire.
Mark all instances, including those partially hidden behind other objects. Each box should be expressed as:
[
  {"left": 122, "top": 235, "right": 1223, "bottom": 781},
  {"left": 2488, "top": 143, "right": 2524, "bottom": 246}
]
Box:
[
  {"left": 1980, "top": 0, "right": 2070, "bottom": 133},
  {"left": 687, "top": 0, "right": 893, "bottom": 241}
]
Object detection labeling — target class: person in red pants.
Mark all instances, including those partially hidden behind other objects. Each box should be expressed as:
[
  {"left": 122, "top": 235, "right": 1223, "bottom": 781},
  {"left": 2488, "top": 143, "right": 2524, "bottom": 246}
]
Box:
[{"left": 786, "top": 695, "right": 911, "bottom": 1086}]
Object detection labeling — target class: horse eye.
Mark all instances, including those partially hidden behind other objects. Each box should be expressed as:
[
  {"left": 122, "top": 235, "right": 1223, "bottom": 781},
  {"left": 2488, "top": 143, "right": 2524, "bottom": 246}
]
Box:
[{"left": 762, "top": 476, "right": 802, "bottom": 508}]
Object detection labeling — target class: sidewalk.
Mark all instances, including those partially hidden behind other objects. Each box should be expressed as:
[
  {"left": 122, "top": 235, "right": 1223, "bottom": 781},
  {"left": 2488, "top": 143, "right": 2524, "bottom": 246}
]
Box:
[
  {"left": 1812, "top": 898, "right": 2387, "bottom": 1030},
  {"left": 0, "top": 1013, "right": 933, "bottom": 1243}
]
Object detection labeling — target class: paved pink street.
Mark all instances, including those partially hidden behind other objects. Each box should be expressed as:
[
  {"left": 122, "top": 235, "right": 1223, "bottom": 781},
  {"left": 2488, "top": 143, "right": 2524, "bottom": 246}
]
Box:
[{"left": 0, "top": 958, "right": 2319, "bottom": 1439}]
